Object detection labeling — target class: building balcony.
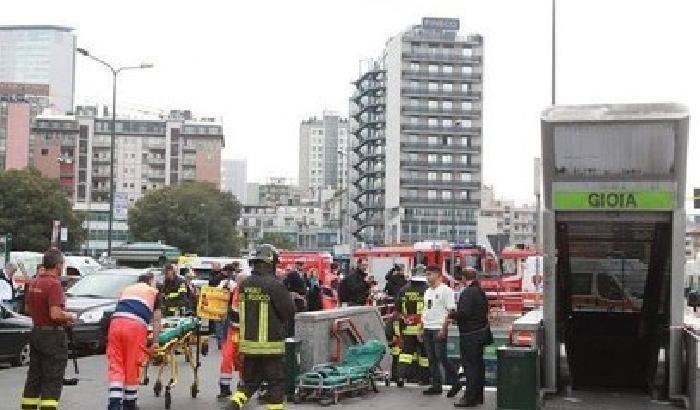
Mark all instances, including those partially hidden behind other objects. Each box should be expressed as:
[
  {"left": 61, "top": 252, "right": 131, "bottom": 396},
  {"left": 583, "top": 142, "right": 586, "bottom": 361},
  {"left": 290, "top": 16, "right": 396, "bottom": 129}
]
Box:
[
  {"left": 399, "top": 178, "right": 481, "bottom": 188},
  {"left": 183, "top": 144, "right": 196, "bottom": 152},
  {"left": 401, "top": 69, "right": 482, "bottom": 82},
  {"left": 182, "top": 173, "right": 196, "bottom": 181},
  {"left": 400, "top": 197, "right": 481, "bottom": 207},
  {"left": 401, "top": 124, "right": 481, "bottom": 135},
  {"left": 92, "top": 172, "right": 110, "bottom": 179},
  {"left": 147, "top": 172, "right": 166, "bottom": 180},
  {"left": 401, "top": 88, "right": 482, "bottom": 100},
  {"left": 148, "top": 157, "right": 166, "bottom": 165},
  {"left": 401, "top": 51, "right": 482, "bottom": 64},
  {"left": 147, "top": 142, "right": 166, "bottom": 150},
  {"left": 400, "top": 160, "right": 481, "bottom": 171},
  {"left": 400, "top": 142, "right": 481, "bottom": 154},
  {"left": 92, "top": 157, "right": 111, "bottom": 165},
  {"left": 401, "top": 106, "right": 480, "bottom": 117},
  {"left": 401, "top": 33, "right": 482, "bottom": 45}
]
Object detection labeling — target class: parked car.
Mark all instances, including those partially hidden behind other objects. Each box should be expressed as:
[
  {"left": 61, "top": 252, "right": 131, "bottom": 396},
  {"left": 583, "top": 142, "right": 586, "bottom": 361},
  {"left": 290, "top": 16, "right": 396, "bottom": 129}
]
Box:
[
  {"left": 0, "top": 302, "right": 32, "bottom": 366},
  {"left": 65, "top": 269, "right": 144, "bottom": 352}
]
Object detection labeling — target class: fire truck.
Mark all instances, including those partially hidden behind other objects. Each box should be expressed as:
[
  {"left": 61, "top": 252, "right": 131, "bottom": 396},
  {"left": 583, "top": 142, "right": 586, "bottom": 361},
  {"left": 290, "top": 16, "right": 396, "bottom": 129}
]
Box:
[{"left": 352, "top": 241, "right": 487, "bottom": 292}]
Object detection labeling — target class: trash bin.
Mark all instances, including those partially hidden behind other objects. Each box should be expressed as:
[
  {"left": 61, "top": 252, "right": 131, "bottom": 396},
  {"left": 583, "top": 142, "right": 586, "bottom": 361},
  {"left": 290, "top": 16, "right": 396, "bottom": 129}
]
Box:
[
  {"left": 285, "top": 338, "right": 302, "bottom": 398},
  {"left": 497, "top": 346, "right": 540, "bottom": 410}
]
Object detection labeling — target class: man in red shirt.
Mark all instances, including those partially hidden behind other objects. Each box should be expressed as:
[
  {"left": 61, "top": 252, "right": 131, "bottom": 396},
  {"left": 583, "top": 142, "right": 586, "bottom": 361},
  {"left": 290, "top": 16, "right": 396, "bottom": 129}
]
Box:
[{"left": 21, "top": 248, "right": 76, "bottom": 410}]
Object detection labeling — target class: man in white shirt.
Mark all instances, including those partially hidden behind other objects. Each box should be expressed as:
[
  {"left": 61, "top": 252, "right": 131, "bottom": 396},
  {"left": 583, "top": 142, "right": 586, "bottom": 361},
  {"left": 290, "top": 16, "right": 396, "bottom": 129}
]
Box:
[{"left": 421, "top": 265, "right": 461, "bottom": 397}]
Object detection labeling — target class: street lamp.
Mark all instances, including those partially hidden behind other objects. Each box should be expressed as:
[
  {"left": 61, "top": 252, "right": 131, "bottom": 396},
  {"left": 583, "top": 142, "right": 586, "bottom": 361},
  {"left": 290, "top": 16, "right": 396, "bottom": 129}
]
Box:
[
  {"left": 76, "top": 47, "right": 153, "bottom": 256},
  {"left": 336, "top": 148, "right": 348, "bottom": 245}
]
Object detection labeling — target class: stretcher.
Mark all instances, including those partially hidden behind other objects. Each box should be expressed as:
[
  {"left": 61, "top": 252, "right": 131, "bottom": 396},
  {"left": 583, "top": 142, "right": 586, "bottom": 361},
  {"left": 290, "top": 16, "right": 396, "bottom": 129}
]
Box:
[
  {"left": 140, "top": 317, "right": 203, "bottom": 409},
  {"left": 293, "top": 339, "right": 388, "bottom": 405}
]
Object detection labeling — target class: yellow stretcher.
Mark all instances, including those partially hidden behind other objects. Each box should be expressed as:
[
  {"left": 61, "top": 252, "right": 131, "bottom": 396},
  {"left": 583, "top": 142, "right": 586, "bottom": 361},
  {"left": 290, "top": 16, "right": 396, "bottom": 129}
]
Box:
[{"left": 140, "top": 317, "right": 203, "bottom": 410}]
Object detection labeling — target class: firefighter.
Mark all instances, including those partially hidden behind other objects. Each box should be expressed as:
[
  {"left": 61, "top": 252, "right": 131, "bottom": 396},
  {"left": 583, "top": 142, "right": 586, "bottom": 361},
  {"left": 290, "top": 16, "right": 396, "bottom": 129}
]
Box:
[
  {"left": 396, "top": 264, "right": 430, "bottom": 385},
  {"left": 226, "top": 245, "right": 296, "bottom": 410},
  {"left": 218, "top": 266, "right": 245, "bottom": 400},
  {"left": 21, "top": 249, "right": 76, "bottom": 410},
  {"left": 385, "top": 310, "right": 403, "bottom": 386},
  {"left": 160, "top": 263, "right": 190, "bottom": 317},
  {"left": 107, "top": 272, "right": 162, "bottom": 410}
]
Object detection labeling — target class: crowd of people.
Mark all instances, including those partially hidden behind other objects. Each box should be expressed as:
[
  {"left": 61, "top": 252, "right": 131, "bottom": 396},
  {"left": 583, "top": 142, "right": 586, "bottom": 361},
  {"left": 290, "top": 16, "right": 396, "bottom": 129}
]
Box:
[{"left": 9, "top": 247, "right": 490, "bottom": 410}]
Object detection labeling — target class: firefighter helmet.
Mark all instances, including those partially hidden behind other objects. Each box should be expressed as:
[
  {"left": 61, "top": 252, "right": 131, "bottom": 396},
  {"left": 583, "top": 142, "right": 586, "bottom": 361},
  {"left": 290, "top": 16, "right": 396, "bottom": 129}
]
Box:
[{"left": 249, "top": 244, "right": 279, "bottom": 266}]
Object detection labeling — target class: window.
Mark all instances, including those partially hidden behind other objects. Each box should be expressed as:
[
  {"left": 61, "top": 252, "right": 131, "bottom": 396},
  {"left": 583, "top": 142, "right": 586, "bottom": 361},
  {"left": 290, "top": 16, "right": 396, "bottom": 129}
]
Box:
[
  {"left": 460, "top": 191, "right": 469, "bottom": 200},
  {"left": 462, "top": 66, "right": 473, "bottom": 74},
  {"left": 461, "top": 173, "right": 471, "bottom": 182},
  {"left": 428, "top": 100, "right": 438, "bottom": 110},
  {"left": 409, "top": 153, "right": 419, "bottom": 161},
  {"left": 428, "top": 190, "right": 437, "bottom": 200},
  {"left": 410, "top": 81, "right": 419, "bottom": 89},
  {"left": 428, "top": 172, "right": 437, "bottom": 181},
  {"left": 443, "top": 83, "right": 453, "bottom": 92},
  {"left": 428, "top": 136, "right": 438, "bottom": 145},
  {"left": 462, "top": 47, "right": 473, "bottom": 57},
  {"left": 411, "top": 63, "right": 420, "bottom": 71},
  {"left": 461, "top": 83, "right": 470, "bottom": 92},
  {"left": 428, "top": 118, "right": 438, "bottom": 127},
  {"left": 410, "top": 98, "right": 419, "bottom": 107},
  {"left": 442, "top": 155, "right": 452, "bottom": 164},
  {"left": 409, "top": 117, "right": 419, "bottom": 125},
  {"left": 428, "top": 82, "right": 439, "bottom": 91},
  {"left": 428, "top": 64, "right": 438, "bottom": 73},
  {"left": 442, "top": 191, "right": 452, "bottom": 200},
  {"left": 442, "top": 172, "right": 452, "bottom": 181},
  {"left": 461, "top": 102, "right": 473, "bottom": 110},
  {"left": 41, "top": 148, "right": 49, "bottom": 156},
  {"left": 443, "top": 65, "right": 453, "bottom": 74},
  {"left": 442, "top": 119, "right": 452, "bottom": 128},
  {"left": 428, "top": 154, "right": 437, "bottom": 163},
  {"left": 460, "top": 120, "right": 472, "bottom": 128},
  {"left": 408, "top": 189, "right": 418, "bottom": 198},
  {"left": 460, "top": 155, "right": 469, "bottom": 164},
  {"left": 443, "top": 101, "right": 453, "bottom": 110},
  {"left": 442, "top": 136, "right": 450, "bottom": 146}
]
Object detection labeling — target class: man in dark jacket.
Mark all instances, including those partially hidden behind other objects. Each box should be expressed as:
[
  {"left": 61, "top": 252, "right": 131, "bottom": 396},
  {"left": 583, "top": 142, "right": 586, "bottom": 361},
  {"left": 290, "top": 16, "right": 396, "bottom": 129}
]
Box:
[
  {"left": 452, "top": 268, "right": 490, "bottom": 408},
  {"left": 227, "top": 244, "right": 295, "bottom": 410},
  {"left": 341, "top": 260, "right": 371, "bottom": 306}
]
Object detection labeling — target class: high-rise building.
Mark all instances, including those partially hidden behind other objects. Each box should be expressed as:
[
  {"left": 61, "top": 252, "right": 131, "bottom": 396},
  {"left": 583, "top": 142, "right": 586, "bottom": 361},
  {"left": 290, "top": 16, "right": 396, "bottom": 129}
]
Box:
[
  {"left": 298, "top": 111, "right": 349, "bottom": 192},
  {"left": 30, "top": 107, "right": 225, "bottom": 255},
  {"left": 0, "top": 25, "right": 76, "bottom": 113},
  {"left": 349, "top": 17, "right": 483, "bottom": 245},
  {"left": 221, "top": 159, "right": 247, "bottom": 203}
]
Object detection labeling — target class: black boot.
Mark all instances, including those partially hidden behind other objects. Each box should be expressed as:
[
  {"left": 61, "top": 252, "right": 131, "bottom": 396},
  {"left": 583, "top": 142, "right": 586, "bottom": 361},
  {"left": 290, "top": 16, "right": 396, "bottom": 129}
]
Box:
[{"left": 217, "top": 384, "right": 232, "bottom": 400}]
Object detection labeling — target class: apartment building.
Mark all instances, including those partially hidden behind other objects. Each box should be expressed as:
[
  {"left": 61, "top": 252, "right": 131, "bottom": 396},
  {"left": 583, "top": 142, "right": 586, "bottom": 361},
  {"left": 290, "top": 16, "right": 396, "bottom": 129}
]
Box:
[{"left": 298, "top": 111, "right": 349, "bottom": 192}]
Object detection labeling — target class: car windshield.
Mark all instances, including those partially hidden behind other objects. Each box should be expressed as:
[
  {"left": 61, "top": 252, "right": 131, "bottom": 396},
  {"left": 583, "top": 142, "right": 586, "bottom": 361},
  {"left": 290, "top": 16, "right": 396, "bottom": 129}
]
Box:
[{"left": 66, "top": 274, "right": 138, "bottom": 298}]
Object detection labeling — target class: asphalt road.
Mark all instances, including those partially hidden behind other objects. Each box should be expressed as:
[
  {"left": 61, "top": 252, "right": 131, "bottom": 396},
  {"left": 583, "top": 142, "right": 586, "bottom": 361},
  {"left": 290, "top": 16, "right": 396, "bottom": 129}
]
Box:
[
  {"left": 0, "top": 340, "right": 679, "bottom": 410},
  {"left": 0, "top": 339, "right": 495, "bottom": 410}
]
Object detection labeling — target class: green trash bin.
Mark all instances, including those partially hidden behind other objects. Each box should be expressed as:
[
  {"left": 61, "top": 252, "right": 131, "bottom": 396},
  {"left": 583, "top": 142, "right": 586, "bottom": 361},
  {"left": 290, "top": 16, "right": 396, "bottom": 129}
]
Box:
[
  {"left": 285, "top": 338, "right": 302, "bottom": 397},
  {"left": 497, "top": 346, "right": 540, "bottom": 410}
]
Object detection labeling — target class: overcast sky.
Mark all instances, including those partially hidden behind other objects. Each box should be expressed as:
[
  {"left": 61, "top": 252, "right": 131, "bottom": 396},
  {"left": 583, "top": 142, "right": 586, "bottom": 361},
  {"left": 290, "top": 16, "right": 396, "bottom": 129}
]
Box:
[{"left": 5, "top": 0, "right": 699, "bottom": 205}]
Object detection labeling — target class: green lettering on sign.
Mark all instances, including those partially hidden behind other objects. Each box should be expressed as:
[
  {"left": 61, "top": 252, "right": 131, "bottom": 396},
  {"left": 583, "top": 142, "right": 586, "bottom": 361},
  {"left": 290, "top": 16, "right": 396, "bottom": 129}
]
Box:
[{"left": 554, "top": 191, "right": 674, "bottom": 210}]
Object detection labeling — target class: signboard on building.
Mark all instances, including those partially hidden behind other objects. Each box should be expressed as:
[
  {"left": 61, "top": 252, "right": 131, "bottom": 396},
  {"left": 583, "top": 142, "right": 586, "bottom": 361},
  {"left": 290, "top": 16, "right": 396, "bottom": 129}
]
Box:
[
  {"left": 553, "top": 191, "right": 674, "bottom": 210},
  {"left": 421, "top": 17, "right": 460, "bottom": 31},
  {"left": 0, "top": 82, "right": 50, "bottom": 97},
  {"left": 114, "top": 192, "right": 129, "bottom": 220}
]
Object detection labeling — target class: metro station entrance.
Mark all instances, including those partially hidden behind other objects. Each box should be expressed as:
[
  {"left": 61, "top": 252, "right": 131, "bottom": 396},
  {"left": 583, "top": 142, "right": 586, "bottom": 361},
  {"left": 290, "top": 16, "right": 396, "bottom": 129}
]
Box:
[
  {"left": 540, "top": 104, "right": 689, "bottom": 401},
  {"left": 555, "top": 212, "right": 671, "bottom": 391}
]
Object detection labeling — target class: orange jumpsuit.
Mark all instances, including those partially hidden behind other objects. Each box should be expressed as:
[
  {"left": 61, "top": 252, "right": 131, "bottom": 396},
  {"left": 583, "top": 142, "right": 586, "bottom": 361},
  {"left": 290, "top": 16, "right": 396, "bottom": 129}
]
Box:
[
  {"left": 107, "top": 283, "right": 159, "bottom": 410},
  {"left": 219, "top": 284, "right": 241, "bottom": 392}
]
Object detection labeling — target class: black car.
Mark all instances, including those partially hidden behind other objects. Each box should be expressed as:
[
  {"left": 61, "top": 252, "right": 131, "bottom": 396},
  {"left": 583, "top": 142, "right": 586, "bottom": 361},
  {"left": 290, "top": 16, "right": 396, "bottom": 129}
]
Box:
[
  {"left": 0, "top": 302, "right": 32, "bottom": 366},
  {"left": 65, "top": 269, "right": 143, "bottom": 352}
]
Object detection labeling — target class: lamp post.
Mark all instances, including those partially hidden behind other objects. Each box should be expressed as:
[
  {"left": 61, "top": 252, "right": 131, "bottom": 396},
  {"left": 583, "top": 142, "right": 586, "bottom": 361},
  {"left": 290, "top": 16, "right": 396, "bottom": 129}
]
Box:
[
  {"left": 336, "top": 148, "right": 348, "bottom": 246},
  {"left": 76, "top": 48, "right": 152, "bottom": 256}
]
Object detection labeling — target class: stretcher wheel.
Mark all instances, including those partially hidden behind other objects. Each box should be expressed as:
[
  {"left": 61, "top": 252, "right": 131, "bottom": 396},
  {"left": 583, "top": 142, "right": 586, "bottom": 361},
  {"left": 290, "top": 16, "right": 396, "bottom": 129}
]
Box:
[
  {"left": 164, "top": 390, "right": 172, "bottom": 409},
  {"left": 190, "top": 383, "right": 198, "bottom": 398},
  {"left": 154, "top": 381, "right": 162, "bottom": 397}
]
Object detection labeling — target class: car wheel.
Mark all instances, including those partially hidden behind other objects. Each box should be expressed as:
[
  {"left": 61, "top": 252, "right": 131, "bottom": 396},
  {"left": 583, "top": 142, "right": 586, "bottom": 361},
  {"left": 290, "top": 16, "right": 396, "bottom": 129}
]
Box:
[{"left": 13, "top": 342, "right": 31, "bottom": 367}]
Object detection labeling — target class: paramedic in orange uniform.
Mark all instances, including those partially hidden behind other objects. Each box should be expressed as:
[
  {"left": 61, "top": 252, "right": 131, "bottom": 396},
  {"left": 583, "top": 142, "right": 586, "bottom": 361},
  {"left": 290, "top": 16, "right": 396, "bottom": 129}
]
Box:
[
  {"left": 107, "top": 272, "right": 162, "bottom": 410},
  {"left": 218, "top": 265, "right": 245, "bottom": 400}
]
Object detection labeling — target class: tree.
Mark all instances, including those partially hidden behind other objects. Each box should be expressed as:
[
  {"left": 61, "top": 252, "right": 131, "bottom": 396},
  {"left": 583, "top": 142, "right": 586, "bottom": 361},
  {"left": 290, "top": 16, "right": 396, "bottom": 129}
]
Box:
[
  {"left": 128, "top": 182, "right": 241, "bottom": 256},
  {"left": 0, "top": 169, "right": 85, "bottom": 252},
  {"left": 260, "top": 232, "right": 297, "bottom": 251}
]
